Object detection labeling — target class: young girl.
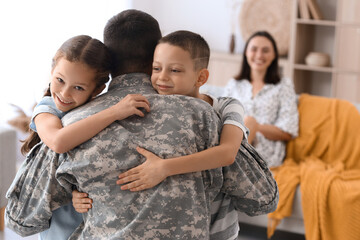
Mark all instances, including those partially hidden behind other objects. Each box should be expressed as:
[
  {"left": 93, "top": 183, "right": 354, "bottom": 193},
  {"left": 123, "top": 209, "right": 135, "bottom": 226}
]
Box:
[{"left": 22, "top": 35, "right": 150, "bottom": 240}]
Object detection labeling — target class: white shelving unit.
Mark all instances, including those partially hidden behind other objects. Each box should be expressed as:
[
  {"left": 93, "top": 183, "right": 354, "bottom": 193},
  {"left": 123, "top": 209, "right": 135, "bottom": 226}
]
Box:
[{"left": 289, "top": 0, "right": 360, "bottom": 102}]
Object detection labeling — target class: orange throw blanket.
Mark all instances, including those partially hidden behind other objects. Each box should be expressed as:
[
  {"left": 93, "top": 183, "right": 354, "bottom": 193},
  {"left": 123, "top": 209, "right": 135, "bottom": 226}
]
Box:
[{"left": 267, "top": 94, "right": 360, "bottom": 240}]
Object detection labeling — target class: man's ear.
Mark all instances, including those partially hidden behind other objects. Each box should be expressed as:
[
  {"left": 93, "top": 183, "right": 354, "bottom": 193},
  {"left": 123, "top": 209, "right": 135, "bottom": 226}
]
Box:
[
  {"left": 92, "top": 84, "right": 106, "bottom": 98},
  {"left": 196, "top": 69, "right": 209, "bottom": 87}
]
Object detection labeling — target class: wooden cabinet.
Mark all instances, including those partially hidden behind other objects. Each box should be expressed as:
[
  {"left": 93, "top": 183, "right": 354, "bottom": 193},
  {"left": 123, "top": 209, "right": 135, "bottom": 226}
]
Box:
[
  {"left": 289, "top": 0, "right": 360, "bottom": 102},
  {"left": 207, "top": 52, "right": 242, "bottom": 86}
]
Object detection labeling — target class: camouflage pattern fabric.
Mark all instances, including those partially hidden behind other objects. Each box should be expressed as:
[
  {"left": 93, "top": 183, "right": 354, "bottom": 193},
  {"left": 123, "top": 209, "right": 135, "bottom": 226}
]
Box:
[
  {"left": 221, "top": 140, "right": 278, "bottom": 215},
  {"left": 6, "top": 73, "right": 222, "bottom": 239},
  {"left": 6, "top": 73, "right": 278, "bottom": 239}
]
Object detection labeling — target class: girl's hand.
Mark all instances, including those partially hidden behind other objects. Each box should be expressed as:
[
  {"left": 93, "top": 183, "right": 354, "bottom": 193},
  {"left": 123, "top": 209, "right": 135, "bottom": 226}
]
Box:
[
  {"left": 112, "top": 94, "right": 150, "bottom": 120},
  {"left": 116, "top": 147, "right": 168, "bottom": 191},
  {"left": 72, "top": 190, "right": 93, "bottom": 213}
]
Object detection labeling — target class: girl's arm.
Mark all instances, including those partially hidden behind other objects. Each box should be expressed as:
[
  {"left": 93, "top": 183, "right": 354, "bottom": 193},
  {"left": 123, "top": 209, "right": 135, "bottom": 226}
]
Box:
[
  {"left": 35, "top": 94, "right": 150, "bottom": 153},
  {"left": 116, "top": 124, "right": 243, "bottom": 191}
]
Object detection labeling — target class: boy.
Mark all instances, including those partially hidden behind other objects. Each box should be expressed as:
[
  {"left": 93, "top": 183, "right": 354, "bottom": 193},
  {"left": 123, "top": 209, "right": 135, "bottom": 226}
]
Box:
[
  {"left": 121, "top": 30, "right": 251, "bottom": 239},
  {"left": 117, "top": 30, "right": 249, "bottom": 190}
]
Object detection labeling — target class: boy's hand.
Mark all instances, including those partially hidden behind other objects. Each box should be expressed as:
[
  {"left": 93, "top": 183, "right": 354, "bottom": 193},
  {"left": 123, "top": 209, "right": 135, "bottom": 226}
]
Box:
[
  {"left": 72, "top": 190, "right": 93, "bottom": 213},
  {"left": 116, "top": 147, "right": 168, "bottom": 191},
  {"left": 112, "top": 94, "right": 150, "bottom": 120}
]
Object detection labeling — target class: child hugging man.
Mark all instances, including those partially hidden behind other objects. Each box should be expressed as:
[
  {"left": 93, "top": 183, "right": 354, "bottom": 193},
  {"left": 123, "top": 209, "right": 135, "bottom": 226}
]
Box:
[
  {"left": 74, "top": 30, "right": 249, "bottom": 240},
  {"left": 117, "top": 30, "right": 249, "bottom": 190},
  {"left": 143, "top": 30, "right": 249, "bottom": 240}
]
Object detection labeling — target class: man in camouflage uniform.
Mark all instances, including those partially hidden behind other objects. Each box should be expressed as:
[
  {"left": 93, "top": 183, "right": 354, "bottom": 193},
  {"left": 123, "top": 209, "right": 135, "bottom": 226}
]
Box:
[{"left": 6, "top": 10, "right": 278, "bottom": 239}]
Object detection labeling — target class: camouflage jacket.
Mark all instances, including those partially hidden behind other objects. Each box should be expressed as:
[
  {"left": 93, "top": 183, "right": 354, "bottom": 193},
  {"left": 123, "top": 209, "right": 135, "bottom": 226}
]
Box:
[{"left": 6, "top": 73, "right": 278, "bottom": 239}]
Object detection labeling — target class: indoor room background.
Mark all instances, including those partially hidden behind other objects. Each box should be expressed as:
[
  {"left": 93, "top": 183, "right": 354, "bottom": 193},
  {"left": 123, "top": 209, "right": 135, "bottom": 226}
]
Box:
[{"left": 1, "top": 0, "right": 360, "bottom": 239}]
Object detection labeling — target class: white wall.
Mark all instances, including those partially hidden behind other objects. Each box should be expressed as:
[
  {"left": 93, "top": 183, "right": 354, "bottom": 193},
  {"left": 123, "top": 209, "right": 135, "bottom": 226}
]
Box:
[
  {"left": 0, "top": 0, "right": 131, "bottom": 119},
  {"left": 0, "top": 0, "right": 245, "bottom": 120},
  {"left": 131, "top": 0, "right": 245, "bottom": 53}
]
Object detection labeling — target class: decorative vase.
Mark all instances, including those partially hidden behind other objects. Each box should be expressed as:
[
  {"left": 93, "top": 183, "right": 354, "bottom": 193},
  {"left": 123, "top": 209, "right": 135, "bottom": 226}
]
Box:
[{"left": 305, "top": 52, "right": 330, "bottom": 67}]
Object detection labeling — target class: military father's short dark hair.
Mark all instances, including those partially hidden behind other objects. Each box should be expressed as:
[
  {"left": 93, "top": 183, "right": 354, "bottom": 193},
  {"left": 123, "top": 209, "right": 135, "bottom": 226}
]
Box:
[{"left": 104, "top": 9, "right": 162, "bottom": 77}]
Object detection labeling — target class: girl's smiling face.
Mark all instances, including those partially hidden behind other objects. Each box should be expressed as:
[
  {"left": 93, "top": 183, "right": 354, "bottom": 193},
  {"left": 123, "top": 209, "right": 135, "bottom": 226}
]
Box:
[{"left": 50, "top": 58, "right": 99, "bottom": 112}]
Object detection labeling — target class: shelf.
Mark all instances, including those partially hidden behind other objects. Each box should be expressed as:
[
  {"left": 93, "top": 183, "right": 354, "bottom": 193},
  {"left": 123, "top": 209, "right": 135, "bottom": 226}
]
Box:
[
  {"left": 296, "top": 18, "right": 336, "bottom": 26},
  {"left": 294, "top": 64, "right": 360, "bottom": 75},
  {"left": 297, "top": 18, "right": 360, "bottom": 28},
  {"left": 336, "top": 70, "right": 360, "bottom": 75},
  {"left": 293, "top": 70, "right": 332, "bottom": 97},
  {"left": 290, "top": 0, "right": 360, "bottom": 102},
  {"left": 294, "top": 64, "right": 334, "bottom": 73},
  {"left": 338, "top": 22, "right": 360, "bottom": 28}
]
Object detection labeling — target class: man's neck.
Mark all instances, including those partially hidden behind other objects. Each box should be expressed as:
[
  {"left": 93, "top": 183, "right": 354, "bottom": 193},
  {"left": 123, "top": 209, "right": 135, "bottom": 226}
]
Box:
[
  {"left": 199, "top": 93, "right": 213, "bottom": 106},
  {"left": 113, "top": 65, "right": 152, "bottom": 77}
]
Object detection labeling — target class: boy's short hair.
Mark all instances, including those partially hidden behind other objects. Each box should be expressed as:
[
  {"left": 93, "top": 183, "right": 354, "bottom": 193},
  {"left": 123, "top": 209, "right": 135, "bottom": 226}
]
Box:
[
  {"left": 159, "top": 30, "right": 210, "bottom": 70},
  {"left": 103, "top": 9, "right": 162, "bottom": 77}
]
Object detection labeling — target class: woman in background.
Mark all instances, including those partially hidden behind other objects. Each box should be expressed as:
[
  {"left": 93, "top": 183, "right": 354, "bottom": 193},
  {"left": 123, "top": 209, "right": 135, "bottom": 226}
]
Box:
[{"left": 223, "top": 31, "right": 299, "bottom": 167}]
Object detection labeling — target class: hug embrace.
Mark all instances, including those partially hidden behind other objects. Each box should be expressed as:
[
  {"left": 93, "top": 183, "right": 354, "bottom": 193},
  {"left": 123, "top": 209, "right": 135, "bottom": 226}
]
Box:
[{"left": 6, "top": 9, "right": 278, "bottom": 240}]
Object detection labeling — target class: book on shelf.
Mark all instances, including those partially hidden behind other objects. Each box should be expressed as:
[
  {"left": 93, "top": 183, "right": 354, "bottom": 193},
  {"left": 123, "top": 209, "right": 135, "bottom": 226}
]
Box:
[
  {"left": 306, "top": 0, "right": 323, "bottom": 20},
  {"left": 298, "top": 0, "right": 310, "bottom": 19}
]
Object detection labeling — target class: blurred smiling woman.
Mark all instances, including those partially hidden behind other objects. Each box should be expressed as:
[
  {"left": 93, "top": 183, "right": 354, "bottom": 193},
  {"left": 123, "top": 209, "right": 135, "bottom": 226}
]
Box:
[{"left": 223, "top": 31, "right": 299, "bottom": 167}]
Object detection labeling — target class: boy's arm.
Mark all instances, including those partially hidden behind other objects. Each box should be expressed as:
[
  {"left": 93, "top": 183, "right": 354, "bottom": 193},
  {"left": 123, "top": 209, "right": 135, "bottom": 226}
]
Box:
[
  {"left": 78, "top": 129, "right": 236, "bottom": 210},
  {"left": 164, "top": 124, "right": 243, "bottom": 171},
  {"left": 36, "top": 94, "right": 150, "bottom": 153},
  {"left": 117, "top": 96, "right": 246, "bottom": 191},
  {"left": 117, "top": 124, "right": 243, "bottom": 191}
]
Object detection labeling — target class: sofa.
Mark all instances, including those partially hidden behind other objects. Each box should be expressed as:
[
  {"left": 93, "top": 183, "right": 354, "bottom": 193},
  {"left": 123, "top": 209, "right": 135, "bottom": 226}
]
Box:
[
  {"left": 238, "top": 187, "right": 304, "bottom": 234},
  {"left": 0, "top": 126, "right": 17, "bottom": 231},
  {"left": 200, "top": 84, "right": 360, "bottom": 237}
]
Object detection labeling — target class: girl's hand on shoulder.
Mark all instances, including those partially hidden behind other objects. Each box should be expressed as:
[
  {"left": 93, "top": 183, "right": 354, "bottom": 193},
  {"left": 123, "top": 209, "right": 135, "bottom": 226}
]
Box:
[
  {"left": 72, "top": 190, "right": 93, "bottom": 213},
  {"left": 116, "top": 147, "right": 168, "bottom": 191},
  {"left": 112, "top": 94, "right": 150, "bottom": 120}
]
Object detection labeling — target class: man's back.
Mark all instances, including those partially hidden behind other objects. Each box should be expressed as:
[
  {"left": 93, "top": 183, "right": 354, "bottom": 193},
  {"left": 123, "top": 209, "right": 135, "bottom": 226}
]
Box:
[
  {"left": 57, "top": 73, "right": 223, "bottom": 239},
  {"left": 6, "top": 73, "right": 278, "bottom": 240}
]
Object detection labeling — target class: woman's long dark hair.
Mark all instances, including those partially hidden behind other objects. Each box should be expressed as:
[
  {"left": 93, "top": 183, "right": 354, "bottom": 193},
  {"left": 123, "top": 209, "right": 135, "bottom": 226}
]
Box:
[
  {"left": 21, "top": 35, "right": 112, "bottom": 155},
  {"left": 234, "top": 31, "right": 280, "bottom": 84}
]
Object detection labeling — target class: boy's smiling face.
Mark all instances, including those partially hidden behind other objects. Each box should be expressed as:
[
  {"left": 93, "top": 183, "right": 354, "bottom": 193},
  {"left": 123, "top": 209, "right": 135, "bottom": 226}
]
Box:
[{"left": 151, "top": 43, "right": 203, "bottom": 97}]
